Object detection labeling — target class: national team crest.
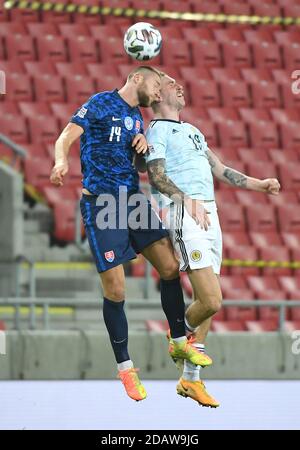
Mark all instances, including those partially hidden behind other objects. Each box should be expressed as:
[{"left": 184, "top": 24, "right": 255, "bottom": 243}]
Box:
[
  {"left": 135, "top": 120, "right": 141, "bottom": 132},
  {"left": 105, "top": 250, "right": 115, "bottom": 262},
  {"left": 124, "top": 116, "right": 134, "bottom": 130},
  {"left": 190, "top": 250, "right": 202, "bottom": 262}
]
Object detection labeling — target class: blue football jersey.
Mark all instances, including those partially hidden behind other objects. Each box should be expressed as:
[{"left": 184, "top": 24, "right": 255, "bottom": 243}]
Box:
[{"left": 70, "top": 89, "right": 144, "bottom": 196}]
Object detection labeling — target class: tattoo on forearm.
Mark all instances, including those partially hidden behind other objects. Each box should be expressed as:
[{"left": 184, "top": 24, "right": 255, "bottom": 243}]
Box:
[
  {"left": 223, "top": 168, "right": 247, "bottom": 187},
  {"left": 147, "top": 159, "right": 185, "bottom": 200}
]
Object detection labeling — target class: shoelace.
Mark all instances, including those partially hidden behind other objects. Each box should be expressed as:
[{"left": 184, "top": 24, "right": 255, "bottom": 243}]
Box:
[{"left": 118, "top": 368, "right": 140, "bottom": 390}]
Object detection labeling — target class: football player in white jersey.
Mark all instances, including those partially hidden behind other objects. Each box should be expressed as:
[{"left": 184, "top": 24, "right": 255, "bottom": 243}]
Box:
[{"left": 145, "top": 73, "right": 281, "bottom": 407}]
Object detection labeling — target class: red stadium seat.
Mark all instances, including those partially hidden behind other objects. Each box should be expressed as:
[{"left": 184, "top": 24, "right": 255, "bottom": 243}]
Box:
[
  {"left": 250, "top": 81, "right": 281, "bottom": 108},
  {"left": 281, "top": 83, "right": 300, "bottom": 109},
  {"left": 191, "top": 41, "right": 222, "bottom": 68},
  {"left": 237, "top": 147, "right": 270, "bottom": 163},
  {"left": 285, "top": 321, "right": 300, "bottom": 332},
  {"left": 268, "top": 191, "right": 299, "bottom": 207},
  {"left": 218, "top": 204, "right": 246, "bottom": 232},
  {"left": 215, "top": 190, "right": 237, "bottom": 206},
  {"left": 227, "top": 246, "right": 259, "bottom": 276},
  {"left": 279, "top": 276, "right": 300, "bottom": 296},
  {"left": 179, "top": 67, "right": 211, "bottom": 82},
  {"left": 72, "top": 0, "right": 103, "bottom": 24},
  {"left": 252, "top": 42, "right": 282, "bottom": 69},
  {"left": 220, "top": 80, "right": 251, "bottom": 107},
  {"left": 222, "top": 42, "right": 252, "bottom": 68},
  {"left": 277, "top": 205, "right": 300, "bottom": 233},
  {"left": 39, "top": 6, "right": 72, "bottom": 25},
  {"left": 274, "top": 31, "right": 300, "bottom": 46},
  {"left": 213, "top": 29, "right": 245, "bottom": 43},
  {"left": 53, "top": 201, "right": 77, "bottom": 242},
  {"left": 224, "top": 288, "right": 257, "bottom": 323},
  {"left": 241, "top": 68, "right": 273, "bottom": 84},
  {"left": 5, "top": 34, "right": 36, "bottom": 61},
  {"left": 217, "top": 121, "right": 248, "bottom": 148},
  {"left": 58, "top": 23, "right": 90, "bottom": 38},
  {"left": 272, "top": 69, "right": 290, "bottom": 85},
  {"left": 0, "top": 102, "right": 19, "bottom": 115},
  {"left": 88, "top": 63, "right": 120, "bottom": 78},
  {"left": 24, "top": 61, "right": 56, "bottom": 76},
  {"left": 248, "top": 121, "right": 279, "bottom": 149},
  {"left": 10, "top": 8, "right": 39, "bottom": 23},
  {"left": 50, "top": 103, "right": 79, "bottom": 123},
  {"left": 191, "top": 0, "right": 222, "bottom": 14},
  {"left": 268, "top": 149, "right": 299, "bottom": 165},
  {"left": 281, "top": 233, "right": 300, "bottom": 251},
  {"left": 222, "top": 2, "right": 251, "bottom": 16},
  {"left": 28, "top": 117, "right": 60, "bottom": 144},
  {"left": 0, "top": 22, "right": 27, "bottom": 36},
  {"left": 180, "top": 107, "right": 209, "bottom": 122},
  {"left": 243, "top": 30, "right": 274, "bottom": 44},
  {"left": 95, "top": 75, "right": 123, "bottom": 92},
  {"left": 0, "top": 60, "right": 25, "bottom": 75},
  {"left": 19, "top": 102, "right": 51, "bottom": 118},
  {"left": 220, "top": 275, "right": 248, "bottom": 293},
  {"left": 182, "top": 28, "right": 214, "bottom": 43},
  {"left": 257, "top": 291, "right": 287, "bottom": 321},
  {"left": 64, "top": 75, "right": 96, "bottom": 104},
  {"left": 90, "top": 25, "right": 122, "bottom": 40},
  {"left": 23, "top": 144, "right": 48, "bottom": 159},
  {"left": 246, "top": 204, "right": 277, "bottom": 232},
  {"left": 189, "top": 80, "right": 220, "bottom": 107},
  {"left": 162, "top": 39, "right": 191, "bottom": 67},
  {"left": 252, "top": 3, "right": 282, "bottom": 17},
  {"left": 245, "top": 320, "right": 278, "bottom": 332},
  {"left": 247, "top": 276, "right": 281, "bottom": 295},
  {"left": 24, "top": 157, "right": 53, "bottom": 191},
  {"left": 36, "top": 35, "right": 68, "bottom": 62},
  {"left": 67, "top": 36, "right": 99, "bottom": 64},
  {"left": 212, "top": 321, "right": 247, "bottom": 332},
  {"left": 222, "top": 231, "right": 251, "bottom": 249},
  {"left": 33, "top": 75, "right": 65, "bottom": 103},
  {"left": 207, "top": 108, "right": 239, "bottom": 123},
  {"left": 99, "top": 37, "right": 130, "bottom": 64},
  {"left": 246, "top": 161, "right": 277, "bottom": 179},
  {"left": 250, "top": 232, "right": 283, "bottom": 249},
  {"left": 5, "top": 74, "right": 33, "bottom": 102},
  {"left": 213, "top": 147, "right": 239, "bottom": 162},
  {"left": 280, "top": 123, "right": 300, "bottom": 149},
  {"left": 160, "top": 26, "right": 184, "bottom": 40},
  {"left": 235, "top": 191, "right": 268, "bottom": 207},
  {"left": 0, "top": 114, "right": 28, "bottom": 143},
  {"left": 278, "top": 164, "right": 300, "bottom": 191},
  {"left": 282, "top": 44, "right": 300, "bottom": 70},
  {"left": 259, "top": 246, "right": 291, "bottom": 276},
  {"left": 55, "top": 62, "right": 88, "bottom": 77},
  {"left": 270, "top": 108, "right": 300, "bottom": 124},
  {"left": 145, "top": 319, "right": 169, "bottom": 334},
  {"left": 211, "top": 68, "right": 242, "bottom": 83},
  {"left": 27, "top": 23, "right": 59, "bottom": 37}
]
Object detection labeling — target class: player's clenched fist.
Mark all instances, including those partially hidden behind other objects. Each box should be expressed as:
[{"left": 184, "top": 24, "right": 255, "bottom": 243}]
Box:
[
  {"left": 50, "top": 161, "right": 69, "bottom": 186},
  {"left": 259, "top": 178, "right": 281, "bottom": 195},
  {"left": 132, "top": 133, "right": 148, "bottom": 154}
]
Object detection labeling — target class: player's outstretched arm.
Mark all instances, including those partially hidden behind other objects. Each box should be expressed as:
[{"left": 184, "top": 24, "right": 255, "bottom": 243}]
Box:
[
  {"left": 206, "top": 148, "right": 281, "bottom": 195},
  {"left": 50, "top": 123, "right": 83, "bottom": 187},
  {"left": 147, "top": 158, "right": 210, "bottom": 230}
]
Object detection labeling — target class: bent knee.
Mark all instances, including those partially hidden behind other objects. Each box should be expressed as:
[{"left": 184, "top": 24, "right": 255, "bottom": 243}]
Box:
[
  {"left": 102, "top": 280, "right": 125, "bottom": 301},
  {"left": 208, "top": 294, "right": 223, "bottom": 315},
  {"left": 159, "top": 260, "right": 180, "bottom": 280}
]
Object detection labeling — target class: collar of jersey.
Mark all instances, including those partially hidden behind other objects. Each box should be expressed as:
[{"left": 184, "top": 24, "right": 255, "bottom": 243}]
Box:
[{"left": 150, "top": 118, "right": 183, "bottom": 124}]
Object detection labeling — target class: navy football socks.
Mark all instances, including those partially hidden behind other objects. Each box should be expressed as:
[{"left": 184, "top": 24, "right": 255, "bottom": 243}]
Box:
[
  {"left": 160, "top": 277, "right": 186, "bottom": 338},
  {"left": 103, "top": 297, "right": 130, "bottom": 364}
]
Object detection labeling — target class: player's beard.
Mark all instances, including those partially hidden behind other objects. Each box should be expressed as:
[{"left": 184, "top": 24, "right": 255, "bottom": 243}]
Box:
[{"left": 137, "top": 86, "right": 152, "bottom": 107}]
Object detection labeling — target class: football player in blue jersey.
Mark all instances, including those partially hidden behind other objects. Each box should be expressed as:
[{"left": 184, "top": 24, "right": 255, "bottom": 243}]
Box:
[{"left": 50, "top": 66, "right": 209, "bottom": 401}]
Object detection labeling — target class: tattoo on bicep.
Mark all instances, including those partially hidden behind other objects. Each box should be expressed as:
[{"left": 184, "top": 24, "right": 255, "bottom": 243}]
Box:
[
  {"left": 223, "top": 168, "right": 247, "bottom": 187},
  {"left": 147, "top": 159, "right": 185, "bottom": 199},
  {"left": 206, "top": 150, "right": 216, "bottom": 169}
]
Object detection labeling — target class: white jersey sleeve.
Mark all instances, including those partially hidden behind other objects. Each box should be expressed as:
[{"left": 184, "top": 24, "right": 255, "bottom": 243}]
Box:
[{"left": 145, "top": 120, "right": 168, "bottom": 163}]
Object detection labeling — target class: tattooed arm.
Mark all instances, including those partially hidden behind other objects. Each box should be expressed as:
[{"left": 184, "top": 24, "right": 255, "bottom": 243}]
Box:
[
  {"left": 147, "top": 158, "right": 211, "bottom": 230},
  {"left": 206, "top": 149, "right": 280, "bottom": 194}
]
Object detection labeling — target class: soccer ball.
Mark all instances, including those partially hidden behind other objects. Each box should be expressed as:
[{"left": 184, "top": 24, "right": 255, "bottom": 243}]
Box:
[{"left": 123, "top": 22, "right": 162, "bottom": 61}]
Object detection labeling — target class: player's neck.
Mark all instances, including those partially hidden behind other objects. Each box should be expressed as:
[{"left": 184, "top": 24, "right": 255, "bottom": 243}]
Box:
[
  {"left": 117, "top": 86, "right": 139, "bottom": 108},
  {"left": 153, "top": 106, "right": 180, "bottom": 121}
]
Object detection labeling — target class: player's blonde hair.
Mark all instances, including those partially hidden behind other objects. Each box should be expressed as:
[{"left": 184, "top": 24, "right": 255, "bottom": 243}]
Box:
[{"left": 127, "top": 66, "right": 163, "bottom": 81}]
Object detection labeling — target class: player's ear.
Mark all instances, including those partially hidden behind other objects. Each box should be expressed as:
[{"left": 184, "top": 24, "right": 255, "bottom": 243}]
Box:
[{"left": 133, "top": 73, "right": 144, "bottom": 85}]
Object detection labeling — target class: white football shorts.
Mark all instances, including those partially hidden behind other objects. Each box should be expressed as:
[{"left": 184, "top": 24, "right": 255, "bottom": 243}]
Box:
[{"left": 166, "top": 200, "right": 222, "bottom": 274}]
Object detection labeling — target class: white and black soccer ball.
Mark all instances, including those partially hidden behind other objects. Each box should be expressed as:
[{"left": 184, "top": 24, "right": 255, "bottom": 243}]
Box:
[{"left": 123, "top": 22, "right": 162, "bottom": 61}]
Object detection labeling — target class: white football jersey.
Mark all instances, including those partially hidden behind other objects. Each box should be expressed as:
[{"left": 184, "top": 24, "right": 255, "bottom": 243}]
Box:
[{"left": 145, "top": 119, "right": 215, "bottom": 205}]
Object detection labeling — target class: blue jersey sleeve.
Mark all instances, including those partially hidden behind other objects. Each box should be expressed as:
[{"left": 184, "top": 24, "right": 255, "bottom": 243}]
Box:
[{"left": 70, "top": 94, "right": 104, "bottom": 132}]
